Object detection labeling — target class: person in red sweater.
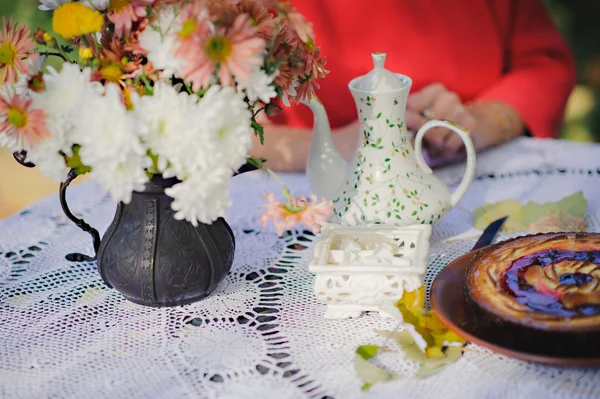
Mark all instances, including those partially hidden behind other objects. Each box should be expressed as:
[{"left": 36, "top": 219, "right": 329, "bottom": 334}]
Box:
[{"left": 251, "top": 0, "right": 576, "bottom": 170}]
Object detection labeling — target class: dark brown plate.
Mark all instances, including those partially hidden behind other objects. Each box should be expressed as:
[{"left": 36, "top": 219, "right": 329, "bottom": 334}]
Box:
[{"left": 430, "top": 250, "right": 600, "bottom": 367}]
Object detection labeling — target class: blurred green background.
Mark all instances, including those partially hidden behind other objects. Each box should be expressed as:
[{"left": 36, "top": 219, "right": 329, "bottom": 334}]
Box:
[
  {"left": 1, "top": 0, "right": 599, "bottom": 142},
  {"left": 0, "top": 0, "right": 598, "bottom": 218}
]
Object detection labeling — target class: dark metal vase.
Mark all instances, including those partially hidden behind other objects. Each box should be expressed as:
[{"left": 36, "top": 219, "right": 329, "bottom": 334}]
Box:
[
  {"left": 14, "top": 151, "right": 241, "bottom": 307},
  {"left": 96, "top": 176, "right": 235, "bottom": 307}
]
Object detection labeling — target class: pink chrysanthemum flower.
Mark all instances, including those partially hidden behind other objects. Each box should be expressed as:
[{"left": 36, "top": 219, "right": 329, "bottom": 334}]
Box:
[
  {"left": 0, "top": 18, "right": 36, "bottom": 84},
  {"left": 107, "top": 0, "right": 154, "bottom": 38},
  {"left": 177, "top": 12, "right": 265, "bottom": 90},
  {"left": 260, "top": 191, "right": 333, "bottom": 237},
  {"left": 287, "top": 12, "right": 314, "bottom": 43},
  {"left": 0, "top": 87, "right": 50, "bottom": 150}
]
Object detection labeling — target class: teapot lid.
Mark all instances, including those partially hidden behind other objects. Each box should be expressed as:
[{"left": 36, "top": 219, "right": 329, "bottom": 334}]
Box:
[{"left": 354, "top": 52, "right": 407, "bottom": 92}]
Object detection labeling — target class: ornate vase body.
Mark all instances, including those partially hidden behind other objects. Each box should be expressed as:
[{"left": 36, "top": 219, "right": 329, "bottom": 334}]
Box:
[
  {"left": 305, "top": 53, "right": 476, "bottom": 227},
  {"left": 97, "top": 177, "right": 235, "bottom": 307}
]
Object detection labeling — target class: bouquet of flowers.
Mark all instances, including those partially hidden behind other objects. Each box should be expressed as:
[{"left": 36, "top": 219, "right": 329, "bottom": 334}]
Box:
[{"left": 0, "top": 0, "right": 331, "bottom": 229}]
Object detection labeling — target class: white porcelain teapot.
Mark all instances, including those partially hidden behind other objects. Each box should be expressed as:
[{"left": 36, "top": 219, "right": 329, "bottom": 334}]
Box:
[{"left": 305, "top": 52, "right": 476, "bottom": 227}]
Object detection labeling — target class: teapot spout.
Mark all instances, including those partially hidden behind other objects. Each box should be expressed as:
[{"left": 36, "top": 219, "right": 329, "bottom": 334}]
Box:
[{"left": 303, "top": 97, "right": 348, "bottom": 200}]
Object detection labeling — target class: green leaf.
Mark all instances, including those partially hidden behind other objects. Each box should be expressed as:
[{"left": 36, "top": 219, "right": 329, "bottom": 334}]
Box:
[
  {"left": 357, "top": 345, "right": 380, "bottom": 360},
  {"left": 377, "top": 112, "right": 382, "bottom": 119},
  {"left": 387, "top": 211, "right": 392, "bottom": 218},
  {"left": 251, "top": 120, "right": 265, "bottom": 144},
  {"left": 411, "top": 211, "right": 417, "bottom": 216},
  {"left": 386, "top": 119, "right": 389, "bottom": 124},
  {"left": 354, "top": 354, "right": 398, "bottom": 388},
  {"left": 388, "top": 184, "right": 394, "bottom": 188},
  {"left": 385, "top": 158, "right": 391, "bottom": 162},
  {"left": 65, "top": 145, "right": 92, "bottom": 175}
]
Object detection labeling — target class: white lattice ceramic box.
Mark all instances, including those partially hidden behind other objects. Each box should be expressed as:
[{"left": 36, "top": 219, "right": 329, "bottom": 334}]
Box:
[{"left": 309, "top": 223, "right": 432, "bottom": 319}]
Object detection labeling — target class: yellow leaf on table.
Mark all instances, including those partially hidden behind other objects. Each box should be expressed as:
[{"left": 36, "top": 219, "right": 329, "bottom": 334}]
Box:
[
  {"left": 395, "top": 285, "right": 425, "bottom": 315},
  {"left": 425, "top": 346, "right": 445, "bottom": 358},
  {"left": 432, "top": 329, "right": 466, "bottom": 346},
  {"left": 472, "top": 199, "right": 525, "bottom": 232},
  {"left": 422, "top": 311, "right": 447, "bottom": 333},
  {"left": 472, "top": 191, "right": 588, "bottom": 233}
]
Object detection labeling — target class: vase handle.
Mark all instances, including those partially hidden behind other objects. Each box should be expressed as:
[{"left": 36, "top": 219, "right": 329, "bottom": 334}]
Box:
[
  {"left": 414, "top": 120, "right": 476, "bottom": 207},
  {"left": 60, "top": 169, "right": 101, "bottom": 262}
]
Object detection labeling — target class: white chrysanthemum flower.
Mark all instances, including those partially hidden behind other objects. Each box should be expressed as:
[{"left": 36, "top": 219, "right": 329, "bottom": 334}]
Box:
[
  {"left": 38, "top": 0, "right": 71, "bottom": 11},
  {"left": 80, "top": 0, "right": 109, "bottom": 11},
  {"left": 27, "top": 64, "right": 102, "bottom": 183},
  {"left": 77, "top": 85, "right": 149, "bottom": 203},
  {"left": 236, "top": 69, "right": 278, "bottom": 104},
  {"left": 165, "top": 170, "right": 233, "bottom": 225},
  {"left": 26, "top": 137, "right": 69, "bottom": 184},
  {"left": 139, "top": 6, "right": 182, "bottom": 76},
  {"left": 133, "top": 81, "right": 203, "bottom": 175},
  {"left": 31, "top": 63, "right": 103, "bottom": 153},
  {"left": 195, "top": 85, "right": 254, "bottom": 172}
]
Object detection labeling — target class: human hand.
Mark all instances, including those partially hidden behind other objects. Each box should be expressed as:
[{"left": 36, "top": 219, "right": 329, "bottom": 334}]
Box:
[{"left": 405, "top": 83, "right": 476, "bottom": 164}]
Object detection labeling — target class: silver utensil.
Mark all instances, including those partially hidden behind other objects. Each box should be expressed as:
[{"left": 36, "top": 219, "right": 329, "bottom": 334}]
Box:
[{"left": 472, "top": 216, "right": 508, "bottom": 250}]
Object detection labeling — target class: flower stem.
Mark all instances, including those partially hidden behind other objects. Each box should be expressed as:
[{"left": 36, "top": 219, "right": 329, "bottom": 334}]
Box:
[
  {"left": 41, "top": 51, "right": 68, "bottom": 62},
  {"left": 265, "top": 167, "right": 293, "bottom": 201}
]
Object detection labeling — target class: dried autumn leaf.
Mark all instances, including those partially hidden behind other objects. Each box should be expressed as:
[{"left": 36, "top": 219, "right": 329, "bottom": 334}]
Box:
[
  {"left": 358, "top": 286, "right": 466, "bottom": 387},
  {"left": 472, "top": 192, "right": 587, "bottom": 233},
  {"left": 521, "top": 191, "right": 587, "bottom": 226},
  {"left": 378, "top": 330, "right": 464, "bottom": 377},
  {"left": 528, "top": 212, "right": 585, "bottom": 234}
]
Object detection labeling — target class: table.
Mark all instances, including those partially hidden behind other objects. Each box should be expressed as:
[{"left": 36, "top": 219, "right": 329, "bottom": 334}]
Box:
[{"left": 1, "top": 137, "right": 600, "bottom": 399}]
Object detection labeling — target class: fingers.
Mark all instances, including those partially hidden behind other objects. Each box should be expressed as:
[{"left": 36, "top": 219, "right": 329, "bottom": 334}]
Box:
[
  {"left": 405, "top": 109, "right": 428, "bottom": 132},
  {"left": 406, "top": 83, "right": 447, "bottom": 112},
  {"left": 406, "top": 82, "right": 477, "bottom": 167},
  {"left": 430, "top": 91, "right": 476, "bottom": 131}
]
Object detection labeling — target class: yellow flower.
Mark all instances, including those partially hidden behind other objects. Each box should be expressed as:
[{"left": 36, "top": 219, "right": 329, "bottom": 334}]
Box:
[
  {"left": 52, "top": 3, "right": 104, "bottom": 40},
  {"left": 79, "top": 47, "right": 93, "bottom": 60},
  {"left": 99, "top": 62, "right": 123, "bottom": 83}
]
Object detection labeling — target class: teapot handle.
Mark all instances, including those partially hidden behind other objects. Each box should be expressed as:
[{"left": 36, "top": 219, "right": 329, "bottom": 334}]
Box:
[{"left": 413, "top": 120, "right": 476, "bottom": 208}]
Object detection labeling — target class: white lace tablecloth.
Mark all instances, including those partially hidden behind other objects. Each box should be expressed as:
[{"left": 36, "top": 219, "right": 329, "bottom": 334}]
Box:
[{"left": 1, "top": 137, "right": 600, "bottom": 399}]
